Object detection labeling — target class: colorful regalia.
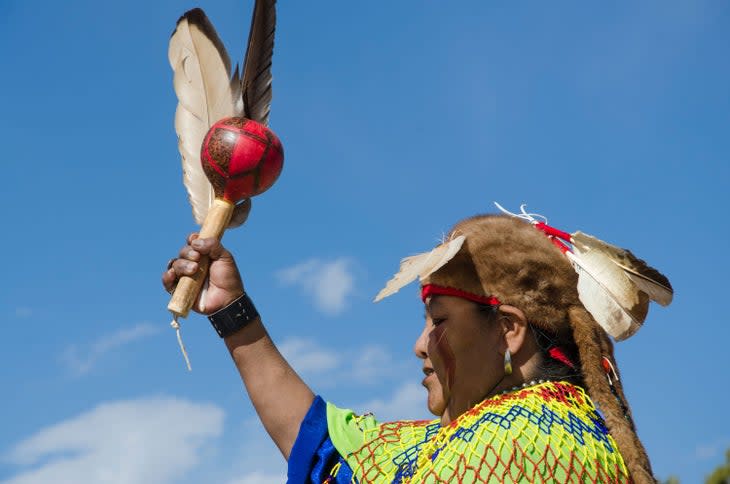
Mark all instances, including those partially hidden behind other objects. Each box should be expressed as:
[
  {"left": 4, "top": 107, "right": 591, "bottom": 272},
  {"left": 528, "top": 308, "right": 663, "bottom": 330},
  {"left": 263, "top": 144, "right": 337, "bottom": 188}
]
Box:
[
  {"left": 288, "top": 381, "right": 630, "bottom": 483},
  {"left": 288, "top": 211, "right": 672, "bottom": 483}
]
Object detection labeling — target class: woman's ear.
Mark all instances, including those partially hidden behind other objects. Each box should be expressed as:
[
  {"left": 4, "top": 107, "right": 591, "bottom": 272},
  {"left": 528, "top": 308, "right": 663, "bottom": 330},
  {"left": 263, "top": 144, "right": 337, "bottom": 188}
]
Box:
[{"left": 496, "top": 305, "right": 529, "bottom": 355}]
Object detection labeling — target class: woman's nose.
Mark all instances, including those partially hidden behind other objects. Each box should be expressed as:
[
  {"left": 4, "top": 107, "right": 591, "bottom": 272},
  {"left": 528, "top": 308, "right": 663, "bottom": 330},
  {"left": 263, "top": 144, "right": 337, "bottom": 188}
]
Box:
[{"left": 413, "top": 324, "right": 429, "bottom": 359}]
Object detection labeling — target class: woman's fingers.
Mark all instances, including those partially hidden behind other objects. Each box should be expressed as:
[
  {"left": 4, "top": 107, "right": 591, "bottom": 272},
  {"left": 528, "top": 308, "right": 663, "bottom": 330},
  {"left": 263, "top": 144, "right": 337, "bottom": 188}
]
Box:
[
  {"left": 162, "top": 267, "right": 176, "bottom": 293},
  {"left": 163, "top": 238, "right": 222, "bottom": 271},
  {"left": 172, "top": 258, "right": 198, "bottom": 276},
  {"left": 165, "top": 237, "right": 220, "bottom": 283},
  {"left": 178, "top": 245, "right": 200, "bottom": 262},
  {"left": 162, "top": 242, "right": 201, "bottom": 291},
  {"left": 190, "top": 237, "right": 230, "bottom": 260}
]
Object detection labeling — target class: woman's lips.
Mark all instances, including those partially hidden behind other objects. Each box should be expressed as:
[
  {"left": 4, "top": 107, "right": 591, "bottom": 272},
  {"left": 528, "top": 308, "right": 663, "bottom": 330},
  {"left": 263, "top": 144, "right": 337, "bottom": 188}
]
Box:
[{"left": 422, "top": 367, "right": 435, "bottom": 386}]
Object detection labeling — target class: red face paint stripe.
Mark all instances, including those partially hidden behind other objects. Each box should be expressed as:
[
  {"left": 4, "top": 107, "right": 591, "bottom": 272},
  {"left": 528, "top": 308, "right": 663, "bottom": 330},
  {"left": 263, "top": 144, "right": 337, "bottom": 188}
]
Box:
[{"left": 431, "top": 324, "right": 455, "bottom": 392}]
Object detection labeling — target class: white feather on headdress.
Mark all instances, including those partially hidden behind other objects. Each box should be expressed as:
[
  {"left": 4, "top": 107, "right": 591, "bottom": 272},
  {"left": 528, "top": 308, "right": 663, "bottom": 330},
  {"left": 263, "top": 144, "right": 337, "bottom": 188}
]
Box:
[
  {"left": 495, "top": 203, "right": 673, "bottom": 340},
  {"left": 374, "top": 236, "right": 466, "bottom": 302}
]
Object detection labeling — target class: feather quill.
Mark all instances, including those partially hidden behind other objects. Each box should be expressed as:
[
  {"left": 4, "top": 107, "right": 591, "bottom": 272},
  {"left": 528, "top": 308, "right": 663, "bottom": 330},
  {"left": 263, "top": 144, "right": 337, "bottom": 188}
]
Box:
[{"left": 375, "top": 236, "right": 466, "bottom": 301}]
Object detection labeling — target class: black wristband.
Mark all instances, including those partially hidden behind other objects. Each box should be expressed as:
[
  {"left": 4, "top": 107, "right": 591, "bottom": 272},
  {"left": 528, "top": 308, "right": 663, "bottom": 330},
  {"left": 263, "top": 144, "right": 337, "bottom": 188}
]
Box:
[{"left": 208, "top": 292, "right": 260, "bottom": 338}]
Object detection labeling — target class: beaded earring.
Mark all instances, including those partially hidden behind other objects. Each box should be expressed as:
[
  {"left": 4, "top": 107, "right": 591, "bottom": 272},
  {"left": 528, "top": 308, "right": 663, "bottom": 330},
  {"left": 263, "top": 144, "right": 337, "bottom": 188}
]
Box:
[{"left": 504, "top": 349, "right": 512, "bottom": 375}]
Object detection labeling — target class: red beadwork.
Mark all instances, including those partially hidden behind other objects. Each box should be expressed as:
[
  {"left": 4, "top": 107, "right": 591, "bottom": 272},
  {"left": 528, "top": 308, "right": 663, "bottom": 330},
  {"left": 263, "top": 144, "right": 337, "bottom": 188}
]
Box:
[{"left": 601, "top": 357, "right": 612, "bottom": 374}]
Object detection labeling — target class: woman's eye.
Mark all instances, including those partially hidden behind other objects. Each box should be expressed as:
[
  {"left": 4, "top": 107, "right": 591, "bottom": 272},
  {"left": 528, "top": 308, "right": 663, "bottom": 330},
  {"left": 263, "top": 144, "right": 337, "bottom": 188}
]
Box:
[{"left": 432, "top": 317, "right": 446, "bottom": 326}]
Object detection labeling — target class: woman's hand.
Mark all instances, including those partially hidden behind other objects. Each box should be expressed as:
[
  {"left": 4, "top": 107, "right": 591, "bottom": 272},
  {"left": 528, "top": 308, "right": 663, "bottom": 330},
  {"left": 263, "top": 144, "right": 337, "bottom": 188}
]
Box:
[{"left": 162, "top": 233, "right": 244, "bottom": 314}]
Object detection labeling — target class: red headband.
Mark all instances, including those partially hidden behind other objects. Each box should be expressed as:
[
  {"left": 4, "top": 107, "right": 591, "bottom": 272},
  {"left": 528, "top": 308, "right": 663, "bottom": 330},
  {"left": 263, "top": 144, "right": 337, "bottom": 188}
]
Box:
[{"left": 421, "top": 284, "right": 501, "bottom": 306}]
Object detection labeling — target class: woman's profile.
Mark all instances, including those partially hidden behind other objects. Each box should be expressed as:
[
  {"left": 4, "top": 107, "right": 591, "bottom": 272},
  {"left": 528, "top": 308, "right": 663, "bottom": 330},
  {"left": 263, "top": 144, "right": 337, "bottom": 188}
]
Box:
[{"left": 163, "top": 210, "right": 671, "bottom": 483}]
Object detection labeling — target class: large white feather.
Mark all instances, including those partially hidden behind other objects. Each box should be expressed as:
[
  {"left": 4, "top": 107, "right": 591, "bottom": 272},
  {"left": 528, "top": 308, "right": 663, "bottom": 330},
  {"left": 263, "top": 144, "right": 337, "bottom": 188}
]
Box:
[
  {"left": 572, "top": 231, "right": 673, "bottom": 307},
  {"left": 375, "top": 236, "right": 466, "bottom": 302},
  {"left": 169, "top": 10, "right": 242, "bottom": 225},
  {"left": 567, "top": 249, "right": 648, "bottom": 341}
]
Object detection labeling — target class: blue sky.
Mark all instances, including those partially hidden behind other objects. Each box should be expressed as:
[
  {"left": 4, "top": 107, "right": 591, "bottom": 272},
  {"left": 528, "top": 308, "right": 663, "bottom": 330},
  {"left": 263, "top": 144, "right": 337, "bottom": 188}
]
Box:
[{"left": 1, "top": 0, "right": 728, "bottom": 482}]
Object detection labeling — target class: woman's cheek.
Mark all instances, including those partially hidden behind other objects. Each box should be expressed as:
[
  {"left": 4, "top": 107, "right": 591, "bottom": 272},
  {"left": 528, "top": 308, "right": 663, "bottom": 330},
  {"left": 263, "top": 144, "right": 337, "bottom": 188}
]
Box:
[{"left": 429, "top": 324, "right": 456, "bottom": 391}]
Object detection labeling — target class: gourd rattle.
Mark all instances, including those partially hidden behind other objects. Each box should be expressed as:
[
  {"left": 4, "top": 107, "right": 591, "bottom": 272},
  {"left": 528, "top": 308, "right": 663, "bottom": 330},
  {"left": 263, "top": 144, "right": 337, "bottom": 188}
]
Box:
[{"left": 167, "top": 1, "right": 279, "bottom": 369}]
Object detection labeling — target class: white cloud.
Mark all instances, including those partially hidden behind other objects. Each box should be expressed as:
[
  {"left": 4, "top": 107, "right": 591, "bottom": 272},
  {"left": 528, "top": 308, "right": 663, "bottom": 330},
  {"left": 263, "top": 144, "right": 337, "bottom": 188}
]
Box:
[
  {"left": 14, "top": 307, "right": 32, "bottom": 318},
  {"left": 276, "top": 338, "right": 410, "bottom": 388},
  {"left": 278, "top": 338, "right": 339, "bottom": 374},
  {"left": 61, "top": 323, "right": 160, "bottom": 376},
  {"left": 2, "top": 397, "right": 223, "bottom": 484},
  {"left": 695, "top": 437, "right": 729, "bottom": 460},
  {"left": 355, "top": 382, "right": 430, "bottom": 422},
  {"left": 350, "top": 345, "right": 395, "bottom": 384},
  {"left": 216, "top": 417, "right": 287, "bottom": 484},
  {"left": 276, "top": 258, "right": 354, "bottom": 315}
]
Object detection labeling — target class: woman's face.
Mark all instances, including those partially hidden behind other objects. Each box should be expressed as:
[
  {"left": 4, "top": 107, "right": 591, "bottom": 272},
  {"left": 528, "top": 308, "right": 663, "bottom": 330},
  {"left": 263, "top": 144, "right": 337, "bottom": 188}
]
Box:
[{"left": 414, "top": 295, "right": 505, "bottom": 422}]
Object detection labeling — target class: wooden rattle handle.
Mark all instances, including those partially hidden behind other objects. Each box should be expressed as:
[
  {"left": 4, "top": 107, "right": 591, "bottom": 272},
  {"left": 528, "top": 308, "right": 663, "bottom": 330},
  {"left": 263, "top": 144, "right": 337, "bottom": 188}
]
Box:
[{"left": 168, "top": 198, "right": 235, "bottom": 318}]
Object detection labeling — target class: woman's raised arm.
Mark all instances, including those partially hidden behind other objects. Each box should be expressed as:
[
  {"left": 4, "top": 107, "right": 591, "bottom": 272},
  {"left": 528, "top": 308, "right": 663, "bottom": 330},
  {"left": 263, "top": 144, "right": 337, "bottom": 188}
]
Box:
[{"left": 162, "top": 234, "right": 314, "bottom": 459}]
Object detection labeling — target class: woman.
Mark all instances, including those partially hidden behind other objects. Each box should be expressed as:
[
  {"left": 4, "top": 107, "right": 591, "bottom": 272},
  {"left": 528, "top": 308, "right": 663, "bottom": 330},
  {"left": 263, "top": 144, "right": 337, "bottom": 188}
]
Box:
[{"left": 163, "top": 213, "right": 670, "bottom": 483}]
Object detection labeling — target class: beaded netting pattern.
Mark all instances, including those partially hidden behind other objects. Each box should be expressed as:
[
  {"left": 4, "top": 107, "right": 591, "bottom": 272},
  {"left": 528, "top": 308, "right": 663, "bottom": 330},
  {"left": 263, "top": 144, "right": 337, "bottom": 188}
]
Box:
[{"left": 329, "top": 381, "right": 629, "bottom": 483}]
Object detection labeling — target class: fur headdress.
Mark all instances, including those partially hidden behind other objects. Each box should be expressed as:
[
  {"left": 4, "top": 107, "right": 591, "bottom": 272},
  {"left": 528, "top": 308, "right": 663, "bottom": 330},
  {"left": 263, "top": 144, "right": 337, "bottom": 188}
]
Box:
[{"left": 376, "top": 210, "right": 672, "bottom": 484}]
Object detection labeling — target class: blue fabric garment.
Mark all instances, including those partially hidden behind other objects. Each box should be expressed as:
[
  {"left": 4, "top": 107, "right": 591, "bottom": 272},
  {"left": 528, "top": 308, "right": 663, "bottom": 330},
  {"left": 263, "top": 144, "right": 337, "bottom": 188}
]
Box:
[{"left": 287, "top": 396, "right": 354, "bottom": 483}]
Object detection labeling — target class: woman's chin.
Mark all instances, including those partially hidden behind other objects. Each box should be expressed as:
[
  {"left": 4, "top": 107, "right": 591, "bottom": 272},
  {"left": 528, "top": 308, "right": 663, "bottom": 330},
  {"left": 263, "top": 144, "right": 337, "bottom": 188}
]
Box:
[{"left": 426, "top": 389, "right": 447, "bottom": 417}]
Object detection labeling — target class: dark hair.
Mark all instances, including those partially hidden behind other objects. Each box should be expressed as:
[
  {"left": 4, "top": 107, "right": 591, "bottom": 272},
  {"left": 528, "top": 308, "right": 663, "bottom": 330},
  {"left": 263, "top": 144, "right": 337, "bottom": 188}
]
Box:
[
  {"left": 530, "top": 325, "right": 584, "bottom": 387},
  {"left": 477, "top": 304, "right": 584, "bottom": 387}
]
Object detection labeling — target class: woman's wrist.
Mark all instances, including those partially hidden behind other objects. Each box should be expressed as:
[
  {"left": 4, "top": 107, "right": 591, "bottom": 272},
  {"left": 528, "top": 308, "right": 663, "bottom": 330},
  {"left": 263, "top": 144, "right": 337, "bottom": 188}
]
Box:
[{"left": 208, "top": 292, "right": 259, "bottom": 338}]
